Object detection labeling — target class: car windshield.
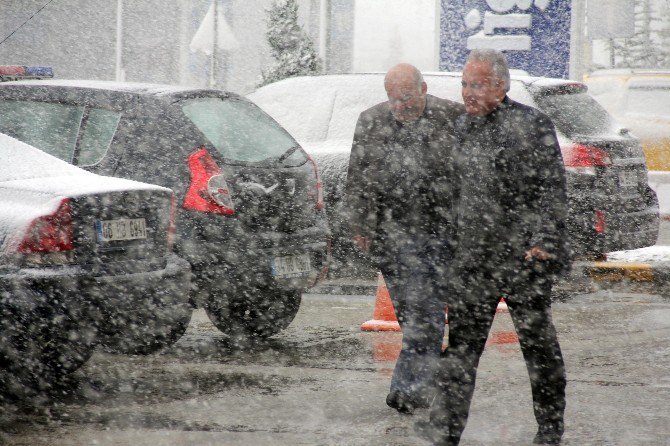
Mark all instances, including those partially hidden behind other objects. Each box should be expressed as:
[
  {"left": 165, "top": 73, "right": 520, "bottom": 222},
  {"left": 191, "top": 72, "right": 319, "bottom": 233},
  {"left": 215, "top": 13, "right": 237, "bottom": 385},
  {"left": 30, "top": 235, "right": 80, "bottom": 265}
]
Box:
[
  {"left": 181, "top": 97, "right": 306, "bottom": 166},
  {"left": 533, "top": 91, "right": 614, "bottom": 137},
  {"left": 626, "top": 87, "right": 670, "bottom": 116}
]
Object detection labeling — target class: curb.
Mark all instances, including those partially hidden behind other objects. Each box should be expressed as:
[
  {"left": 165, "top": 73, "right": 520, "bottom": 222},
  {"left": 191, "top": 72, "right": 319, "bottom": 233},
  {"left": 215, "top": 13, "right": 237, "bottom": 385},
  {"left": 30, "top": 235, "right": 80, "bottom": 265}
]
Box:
[
  {"left": 310, "top": 260, "right": 670, "bottom": 295},
  {"left": 585, "top": 260, "right": 670, "bottom": 286},
  {"left": 587, "top": 261, "right": 654, "bottom": 283},
  {"left": 309, "top": 279, "right": 377, "bottom": 295}
]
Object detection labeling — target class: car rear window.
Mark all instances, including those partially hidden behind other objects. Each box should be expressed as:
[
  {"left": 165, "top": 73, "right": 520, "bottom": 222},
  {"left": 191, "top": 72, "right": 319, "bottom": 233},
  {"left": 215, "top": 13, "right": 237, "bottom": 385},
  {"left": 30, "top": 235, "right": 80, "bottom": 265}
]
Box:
[
  {"left": 533, "top": 91, "right": 613, "bottom": 137},
  {"left": 181, "top": 97, "right": 306, "bottom": 166},
  {"left": 626, "top": 86, "right": 670, "bottom": 116},
  {"left": 0, "top": 100, "right": 120, "bottom": 166},
  {"left": 327, "top": 83, "right": 387, "bottom": 141}
]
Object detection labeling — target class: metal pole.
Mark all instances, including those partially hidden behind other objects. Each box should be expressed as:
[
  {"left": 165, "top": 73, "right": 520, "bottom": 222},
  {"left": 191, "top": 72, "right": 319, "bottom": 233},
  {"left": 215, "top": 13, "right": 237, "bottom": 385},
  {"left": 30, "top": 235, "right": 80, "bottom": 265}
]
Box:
[
  {"left": 569, "top": 0, "right": 586, "bottom": 80},
  {"left": 116, "top": 0, "right": 124, "bottom": 81},
  {"left": 318, "top": 0, "right": 329, "bottom": 71},
  {"left": 434, "top": 0, "right": 441, "bottom": 71},
  {"left": 210, "top": 0, "right": 218, "bottom": 88}
]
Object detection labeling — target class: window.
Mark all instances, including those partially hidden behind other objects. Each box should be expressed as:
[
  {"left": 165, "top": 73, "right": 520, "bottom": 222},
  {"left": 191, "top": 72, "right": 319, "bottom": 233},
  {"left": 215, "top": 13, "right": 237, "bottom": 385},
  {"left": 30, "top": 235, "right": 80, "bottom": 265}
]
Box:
[
  {"left": 182, "top": 97, "right": 305, "bottom": 166},
  {"left": 327, "top": 81, "right": 386, "bottom": 141},
  {"left": 534, "top": 92, "right": 613, "bottom": 137},
  {"left": 0, "top": 100, "right": 120, "bottom": 166},
  {"left": 77, "top": 108, "right": 121, "bottom": 166},
  {"left": 625, "top": 87, "right": 670, "bottom": 117},
  {"left": 0, "top": 100, "right": 83, "bottom": 163}
]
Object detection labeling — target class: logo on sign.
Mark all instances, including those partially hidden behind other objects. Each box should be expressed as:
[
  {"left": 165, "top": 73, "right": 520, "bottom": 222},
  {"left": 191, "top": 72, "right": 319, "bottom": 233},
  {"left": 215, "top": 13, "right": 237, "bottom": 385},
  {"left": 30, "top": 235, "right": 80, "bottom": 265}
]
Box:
[{"left": 440, "top": 0, "right": 571, "bottom": 78}]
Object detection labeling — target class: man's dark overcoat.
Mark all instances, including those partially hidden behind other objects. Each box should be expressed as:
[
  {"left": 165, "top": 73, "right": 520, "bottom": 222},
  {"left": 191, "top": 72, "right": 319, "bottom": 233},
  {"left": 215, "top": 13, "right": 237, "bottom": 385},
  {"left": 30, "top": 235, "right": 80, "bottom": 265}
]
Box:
[
  {"left": 344, "top": 94, "right": 464, "bottom": 263},
  {"left": 453, "top": 96, "right": 571, "bottom": 276}
]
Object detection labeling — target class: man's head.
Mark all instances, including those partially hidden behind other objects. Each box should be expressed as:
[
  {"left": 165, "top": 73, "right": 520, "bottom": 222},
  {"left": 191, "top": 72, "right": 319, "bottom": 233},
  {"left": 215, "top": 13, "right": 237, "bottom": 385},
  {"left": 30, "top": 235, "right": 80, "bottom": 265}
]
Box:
[
  {"left": 461, "top": 49, "right": 510, "bottom": 117},
  {"left": 384, "top": 63, "right": 427, "bottom": 123}
]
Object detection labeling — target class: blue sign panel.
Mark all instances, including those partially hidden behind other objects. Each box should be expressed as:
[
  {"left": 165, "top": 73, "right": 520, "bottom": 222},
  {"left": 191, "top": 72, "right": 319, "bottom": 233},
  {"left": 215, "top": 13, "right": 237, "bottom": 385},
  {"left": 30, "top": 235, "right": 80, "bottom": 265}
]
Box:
[{"left": 440, "top": 0, "right": 572, "bottom": 78}]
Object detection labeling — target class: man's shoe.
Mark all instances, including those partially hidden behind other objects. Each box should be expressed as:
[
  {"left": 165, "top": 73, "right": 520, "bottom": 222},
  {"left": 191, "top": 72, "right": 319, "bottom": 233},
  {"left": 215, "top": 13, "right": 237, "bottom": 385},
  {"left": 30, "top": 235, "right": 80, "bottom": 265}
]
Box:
[
  {"left": 386, "top": 390, "right": 416, "bottom": 414},
  {"left": 414, "top": 420, "right": 457, "bottom": 446},
  {"left": 532, "top": 423, "right": 563, "bottom": 445},
  {"left": 386, "top": 389, "right": 430, "bottom": 414}
]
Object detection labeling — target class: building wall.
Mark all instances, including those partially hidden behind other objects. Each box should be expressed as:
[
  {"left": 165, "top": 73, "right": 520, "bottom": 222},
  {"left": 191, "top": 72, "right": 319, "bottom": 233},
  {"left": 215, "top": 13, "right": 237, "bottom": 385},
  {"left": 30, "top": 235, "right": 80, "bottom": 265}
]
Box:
[{"left": 352, "top": 0, "right": 439, "bottom": 72}]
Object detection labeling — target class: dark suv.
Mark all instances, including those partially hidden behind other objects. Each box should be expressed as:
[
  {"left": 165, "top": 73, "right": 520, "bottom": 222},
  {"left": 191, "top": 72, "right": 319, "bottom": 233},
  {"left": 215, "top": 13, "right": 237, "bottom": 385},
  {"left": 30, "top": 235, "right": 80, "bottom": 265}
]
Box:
[
  {"left": 250, "top": 73, "right": 659, "bottom": 268},
  {"left": 0, "top": 80, "right": 330, "bottom": 340}
]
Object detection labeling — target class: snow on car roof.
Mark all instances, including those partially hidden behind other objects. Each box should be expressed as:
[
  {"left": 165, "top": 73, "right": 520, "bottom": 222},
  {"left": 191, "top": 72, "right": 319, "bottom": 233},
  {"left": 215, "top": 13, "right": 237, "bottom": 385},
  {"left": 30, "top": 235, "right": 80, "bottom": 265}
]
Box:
[
  {"left": 0, "top": 79, "right": 223, "bottom": 98},
  {"left": 251, "top": 72, "right": 575, "bottom": 93}
]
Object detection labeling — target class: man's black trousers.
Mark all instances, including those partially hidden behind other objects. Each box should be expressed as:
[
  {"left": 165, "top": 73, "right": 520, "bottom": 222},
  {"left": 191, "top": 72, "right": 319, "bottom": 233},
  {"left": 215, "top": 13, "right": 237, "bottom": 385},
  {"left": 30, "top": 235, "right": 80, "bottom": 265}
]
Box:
[{"left": 429, "top": 263, "right": 566, "bottom": 444}]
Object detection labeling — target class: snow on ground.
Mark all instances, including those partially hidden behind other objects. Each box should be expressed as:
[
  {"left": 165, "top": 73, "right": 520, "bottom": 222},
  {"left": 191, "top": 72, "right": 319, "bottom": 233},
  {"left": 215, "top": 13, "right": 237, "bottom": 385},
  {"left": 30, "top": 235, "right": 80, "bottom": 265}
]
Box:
[{"left": 607, "top": 245, "right": 670, "bottom": 263}]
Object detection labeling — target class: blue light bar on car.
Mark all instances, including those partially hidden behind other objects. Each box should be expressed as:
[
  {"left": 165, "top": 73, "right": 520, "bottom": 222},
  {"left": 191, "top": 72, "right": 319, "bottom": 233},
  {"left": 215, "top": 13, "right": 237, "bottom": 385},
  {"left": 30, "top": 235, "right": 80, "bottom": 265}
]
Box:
[
  {"left": 0, "top": 65, "right": 54, "bottom": 81},
  {"left": 24, "top": 66, "right": 53, "bottom": 77}
]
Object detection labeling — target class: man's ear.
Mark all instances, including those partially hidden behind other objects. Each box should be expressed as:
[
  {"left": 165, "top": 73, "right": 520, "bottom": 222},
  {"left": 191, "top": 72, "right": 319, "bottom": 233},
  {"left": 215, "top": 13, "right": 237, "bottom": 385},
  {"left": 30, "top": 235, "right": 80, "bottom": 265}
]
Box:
[{"left": 421, "top": 81, "right": 428, "bottom": 95}]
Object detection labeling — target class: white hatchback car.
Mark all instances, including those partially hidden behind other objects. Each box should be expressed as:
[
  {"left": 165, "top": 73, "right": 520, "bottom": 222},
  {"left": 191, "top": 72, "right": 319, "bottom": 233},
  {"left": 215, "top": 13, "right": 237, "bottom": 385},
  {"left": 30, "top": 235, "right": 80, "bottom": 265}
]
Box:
[
  {"left": 584, "top": 69, "right": 670, "bottom": 172},
  {"left": 249, "top": 73, "right": 659, "bottom": 268}
]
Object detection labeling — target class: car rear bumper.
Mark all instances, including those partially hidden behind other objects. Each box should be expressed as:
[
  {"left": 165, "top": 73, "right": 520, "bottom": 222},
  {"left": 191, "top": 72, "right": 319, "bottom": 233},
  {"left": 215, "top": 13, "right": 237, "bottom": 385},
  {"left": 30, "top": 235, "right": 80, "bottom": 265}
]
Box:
[
  {"left": 569, "top": 203, "right": 659, "bottom": 255},
  {"left": 0, "top": 254, "right": 192, "bottom": 338},
  {"left": 182, "top": 223, "right": 331, "bottom": 306}
]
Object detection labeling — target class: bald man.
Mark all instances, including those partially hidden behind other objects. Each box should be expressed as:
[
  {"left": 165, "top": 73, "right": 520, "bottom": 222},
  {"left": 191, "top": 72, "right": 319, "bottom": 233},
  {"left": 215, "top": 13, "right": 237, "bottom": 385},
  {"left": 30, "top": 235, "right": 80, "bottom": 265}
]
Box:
[{"left": 344, "top": 64, "right": 464, "bottom": 413}]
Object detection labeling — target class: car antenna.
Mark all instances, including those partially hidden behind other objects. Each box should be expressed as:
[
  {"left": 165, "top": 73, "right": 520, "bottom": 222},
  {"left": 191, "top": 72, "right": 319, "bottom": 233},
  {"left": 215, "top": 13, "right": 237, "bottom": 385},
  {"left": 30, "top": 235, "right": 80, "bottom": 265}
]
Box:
[{"left": 0, "top": 0, "right": 56, "bottom": 47}]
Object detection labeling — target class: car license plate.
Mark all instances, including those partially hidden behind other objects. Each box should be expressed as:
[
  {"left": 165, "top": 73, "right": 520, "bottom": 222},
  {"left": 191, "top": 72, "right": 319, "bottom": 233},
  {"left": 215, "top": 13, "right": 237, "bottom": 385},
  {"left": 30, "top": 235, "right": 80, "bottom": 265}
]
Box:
[
  {"left": 272, "top": 253, "right": 311, "bottom": 278},
  {"left": 619, "top": 171, "right": 638, "bottom": 188},
  {"left": 96, "top": 218, "right": 147, "bottom": 242}
]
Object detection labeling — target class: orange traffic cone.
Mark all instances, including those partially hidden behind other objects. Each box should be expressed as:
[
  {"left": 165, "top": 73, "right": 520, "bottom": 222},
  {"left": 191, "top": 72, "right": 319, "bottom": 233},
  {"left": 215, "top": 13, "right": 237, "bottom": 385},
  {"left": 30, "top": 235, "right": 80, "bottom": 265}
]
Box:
[
  {"left": 496, "top": 298, "right": 509, "bottom": 313},
  {"left": 361, "top": 273, "right": 401, "bottom": 332}
]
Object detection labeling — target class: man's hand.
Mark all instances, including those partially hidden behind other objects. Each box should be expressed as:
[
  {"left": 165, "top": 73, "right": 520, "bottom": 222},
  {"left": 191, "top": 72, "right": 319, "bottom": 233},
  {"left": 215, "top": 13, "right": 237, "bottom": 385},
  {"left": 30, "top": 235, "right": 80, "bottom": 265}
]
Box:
[
  {"left": 352, "top": 235, "right": 370, "bottom": 252},
  {"left": 525, "top": 246, "right": 551, "bottom": 261}
]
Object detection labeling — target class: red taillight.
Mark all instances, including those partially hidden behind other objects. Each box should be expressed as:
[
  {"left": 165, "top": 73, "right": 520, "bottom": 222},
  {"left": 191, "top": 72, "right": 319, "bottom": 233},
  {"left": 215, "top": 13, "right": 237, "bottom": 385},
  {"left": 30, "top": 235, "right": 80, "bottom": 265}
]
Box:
[
  {"left": 183, "top": 147, "right": 235, "bottom": 215},
  {"left": 595, "top": 210, "right": 606, "bottom": 233},
  {"left": 18, "top": 198, "right": 74, "bottom": 253},
  {"left": 561, "top": 144, "right": 612, "bottom": 168},
  {"left": 306, "top": 154, "right": 325, "bottom": 210},
  {"left": 167, "top": 193, "right": 177, "bottom": 249}
]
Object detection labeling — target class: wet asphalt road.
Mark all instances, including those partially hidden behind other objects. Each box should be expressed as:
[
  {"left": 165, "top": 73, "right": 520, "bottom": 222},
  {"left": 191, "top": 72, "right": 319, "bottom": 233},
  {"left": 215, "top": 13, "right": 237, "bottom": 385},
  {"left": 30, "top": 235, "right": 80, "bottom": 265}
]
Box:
[{"left": 1, "top": 287, "right": 670, "bottom": 446}]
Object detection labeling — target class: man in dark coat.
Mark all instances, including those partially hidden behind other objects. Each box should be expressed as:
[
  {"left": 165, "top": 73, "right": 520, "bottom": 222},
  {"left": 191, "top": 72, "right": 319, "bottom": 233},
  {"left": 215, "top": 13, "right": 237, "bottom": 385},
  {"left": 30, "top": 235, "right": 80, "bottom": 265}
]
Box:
[
  {"left": 344, "top": 63, "right": 464, "bottom": 413},
  {"left": 415, "top": 50, "right": 570, "bottom": 445}
]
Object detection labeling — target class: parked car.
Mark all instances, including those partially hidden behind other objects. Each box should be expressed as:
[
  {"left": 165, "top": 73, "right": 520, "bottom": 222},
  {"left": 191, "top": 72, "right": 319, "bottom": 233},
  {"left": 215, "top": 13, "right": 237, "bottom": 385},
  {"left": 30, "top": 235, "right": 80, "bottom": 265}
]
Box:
[
  {"left": 0, "top": 132, "right": 191, "bottom": 398},
  {"left": 0, "top": 77, "right": 329, "bottom": 341},
  {"left": 583, "top": 69, "right": 670, "bottom": 172},
  {"left": 249, "top": 73, "right": 659, "bottom": 269}
]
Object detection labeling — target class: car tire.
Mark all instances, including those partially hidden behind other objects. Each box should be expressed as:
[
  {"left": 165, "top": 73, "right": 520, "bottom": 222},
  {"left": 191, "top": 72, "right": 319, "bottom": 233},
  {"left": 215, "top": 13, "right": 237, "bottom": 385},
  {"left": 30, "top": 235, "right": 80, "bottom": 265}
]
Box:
[
  {"left": 98, "top": 303, "right": 193, "bottom": 355},
  {"left": 0, "top": 296, "right": 97, "bottom": 401},
  {"left": 205, "top": 287, "right": 302, "bottom": 340}
]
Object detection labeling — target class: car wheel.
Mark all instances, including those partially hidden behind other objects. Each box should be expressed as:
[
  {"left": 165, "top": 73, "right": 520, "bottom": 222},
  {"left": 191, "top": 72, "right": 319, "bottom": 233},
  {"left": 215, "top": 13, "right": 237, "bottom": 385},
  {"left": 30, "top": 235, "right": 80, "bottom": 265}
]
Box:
[
  {"left": 0, "top": 299, "right": 97, "bottom": 400},
  {"left": 205, "top": 286, "right": 302, "bottom": 340},
  {"left": 99, "top": 303, "right": 193, "bottom": 355}
]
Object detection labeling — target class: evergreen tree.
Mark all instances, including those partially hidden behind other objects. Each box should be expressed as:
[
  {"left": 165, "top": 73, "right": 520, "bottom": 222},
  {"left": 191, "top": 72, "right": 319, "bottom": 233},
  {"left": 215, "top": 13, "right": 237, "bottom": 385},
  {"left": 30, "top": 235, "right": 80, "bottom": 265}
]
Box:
[
  {"left": 259, "top": 0, "right": 322, "bottom": 87},
  {"left": 613, "top": 0, "right": 668, "bottom": 68}
]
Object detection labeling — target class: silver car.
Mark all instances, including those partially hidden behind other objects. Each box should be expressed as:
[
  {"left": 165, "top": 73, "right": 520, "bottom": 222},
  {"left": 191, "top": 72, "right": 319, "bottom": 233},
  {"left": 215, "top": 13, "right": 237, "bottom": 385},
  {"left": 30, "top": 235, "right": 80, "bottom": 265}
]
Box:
[{"left": 0, "top": 133, "right": 191, "bottom": 399}]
